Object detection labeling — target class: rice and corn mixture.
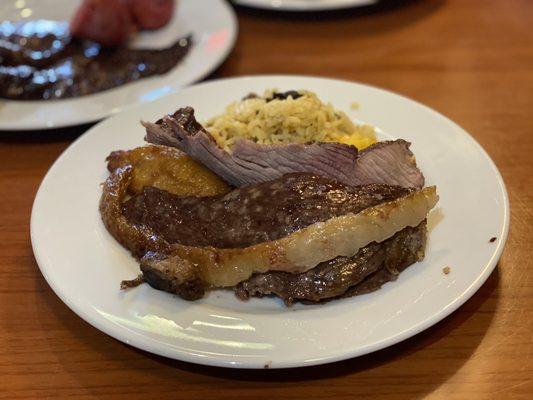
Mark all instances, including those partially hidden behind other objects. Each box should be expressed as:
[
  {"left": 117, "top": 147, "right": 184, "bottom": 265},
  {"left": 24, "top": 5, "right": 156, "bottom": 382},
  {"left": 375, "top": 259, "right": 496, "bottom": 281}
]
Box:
[{"left": 204, "top": 90, "right": 377, "bottom": 151}]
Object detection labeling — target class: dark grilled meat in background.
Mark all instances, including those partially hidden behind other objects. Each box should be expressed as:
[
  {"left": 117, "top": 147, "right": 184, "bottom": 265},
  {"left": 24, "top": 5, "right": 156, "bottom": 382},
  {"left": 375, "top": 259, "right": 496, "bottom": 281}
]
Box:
[{"left": 0, "top": 20, "right": 191, "bottom": 100}]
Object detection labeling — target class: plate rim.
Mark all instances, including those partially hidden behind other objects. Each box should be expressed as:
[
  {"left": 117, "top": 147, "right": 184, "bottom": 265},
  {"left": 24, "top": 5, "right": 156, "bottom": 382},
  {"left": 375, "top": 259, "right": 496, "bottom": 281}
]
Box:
[
  {"left": 0, "top": 0, "right": 238, "bottom": 132},
  {"left": 30, "top": 74, "right": 510, "bottom": 369}
]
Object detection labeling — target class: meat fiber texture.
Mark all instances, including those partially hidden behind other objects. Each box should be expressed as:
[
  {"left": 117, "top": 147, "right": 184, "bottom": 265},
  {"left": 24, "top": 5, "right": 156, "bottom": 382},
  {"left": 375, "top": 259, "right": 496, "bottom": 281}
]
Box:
[{"left": 143, "top": 107, "right": 425, "bottom": 189}]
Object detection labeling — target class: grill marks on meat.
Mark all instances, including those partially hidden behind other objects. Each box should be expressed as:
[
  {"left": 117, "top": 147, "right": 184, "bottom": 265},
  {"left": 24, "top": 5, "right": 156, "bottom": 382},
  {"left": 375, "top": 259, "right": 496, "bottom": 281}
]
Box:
[
  {"left": 143, "top": 107, "right": 425, "bottom": 189},
  {"left": 234, "top": 222, "right": 426, "bottom": 305},
  {"left": 122, "top": 174, "right": 410, "bottom": 248}
]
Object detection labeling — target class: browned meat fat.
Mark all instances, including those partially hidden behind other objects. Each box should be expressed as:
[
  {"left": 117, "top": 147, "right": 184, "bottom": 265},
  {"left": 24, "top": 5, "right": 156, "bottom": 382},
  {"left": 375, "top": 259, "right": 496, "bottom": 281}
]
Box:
[{"left": 235, "top": 222, "right": 426, "bottom": 305}]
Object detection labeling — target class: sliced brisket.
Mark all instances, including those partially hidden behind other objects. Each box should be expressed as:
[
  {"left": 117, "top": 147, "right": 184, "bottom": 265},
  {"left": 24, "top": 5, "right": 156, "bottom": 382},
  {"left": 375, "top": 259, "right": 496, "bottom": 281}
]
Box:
[{"left": 143, "top": 107, "right": 425, "bottom": 189}]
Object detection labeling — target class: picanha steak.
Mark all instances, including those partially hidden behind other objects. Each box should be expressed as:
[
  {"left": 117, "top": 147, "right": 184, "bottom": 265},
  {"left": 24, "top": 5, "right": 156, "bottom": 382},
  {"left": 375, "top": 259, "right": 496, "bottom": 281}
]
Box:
[{"left": 100, "top": 164, "right": 438, "bottom": 303}]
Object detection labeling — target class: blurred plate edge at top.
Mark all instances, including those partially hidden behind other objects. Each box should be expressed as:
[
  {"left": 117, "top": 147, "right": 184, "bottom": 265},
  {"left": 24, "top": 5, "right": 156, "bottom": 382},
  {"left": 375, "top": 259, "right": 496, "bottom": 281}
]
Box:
[{"left": 0, "top": 0, "right": 238, "bottom": 131}]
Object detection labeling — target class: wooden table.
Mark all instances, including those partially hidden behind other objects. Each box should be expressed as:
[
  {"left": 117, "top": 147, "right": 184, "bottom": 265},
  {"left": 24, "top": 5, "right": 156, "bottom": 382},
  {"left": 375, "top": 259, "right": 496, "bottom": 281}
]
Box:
[{"left": 1, "top": 0, "right": 532, "bottom": 398}]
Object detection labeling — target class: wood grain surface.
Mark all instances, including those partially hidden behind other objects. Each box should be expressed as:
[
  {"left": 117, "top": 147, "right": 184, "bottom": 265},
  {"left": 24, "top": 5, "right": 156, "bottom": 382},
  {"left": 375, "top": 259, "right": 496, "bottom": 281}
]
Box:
[{"left": 1, "top": 0, "right": 532, "bottom": 398}]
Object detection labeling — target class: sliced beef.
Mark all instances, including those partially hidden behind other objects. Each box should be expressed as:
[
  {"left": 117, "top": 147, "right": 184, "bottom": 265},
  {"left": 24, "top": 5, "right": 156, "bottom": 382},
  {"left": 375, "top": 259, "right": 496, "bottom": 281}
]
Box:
[
  {"left": 142, "top": 107, "right": 425, "bottom": 189},
  {"left": 137, "top": 222, "right": 426, "bottom": 304},
  {"left": 122, "top": 173, "right": 411, "bottom": 248},
  {"left": 102, "top": 166, "right": 438, "bottom": 301},
  {"left": 127, "top": 0, "right": 174, "bottom": 30},
  {"left": 70, "top": 0, "right": 136, "bottom": 46},
  {"left": 139, "top": 252, "right": 206, "bottom": 300},
  {"left": 234, "top": 222, "right": 426, "bottom": 305}
]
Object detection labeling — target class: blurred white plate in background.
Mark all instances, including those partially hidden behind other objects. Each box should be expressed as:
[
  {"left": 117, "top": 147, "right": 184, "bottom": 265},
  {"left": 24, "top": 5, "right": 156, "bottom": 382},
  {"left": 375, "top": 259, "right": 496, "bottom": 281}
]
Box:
[{"left": 0, "top": 0, "right": 237, "bottom": 130}]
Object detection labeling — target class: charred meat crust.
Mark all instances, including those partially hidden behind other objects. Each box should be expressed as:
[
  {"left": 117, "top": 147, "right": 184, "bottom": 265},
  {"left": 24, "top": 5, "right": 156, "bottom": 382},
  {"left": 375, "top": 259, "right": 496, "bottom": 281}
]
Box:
[
  {"left": 99, "top": 166, "right": 170, "bottom": 259},
  {"left": 99, "top": 166, "right": 206, "bottom": 300},
  {"left": 0, "top": 20, "right": 192, "bottom": 101},
  {"left": 140, "top": 252, "right": 205, "bottom": 300}
]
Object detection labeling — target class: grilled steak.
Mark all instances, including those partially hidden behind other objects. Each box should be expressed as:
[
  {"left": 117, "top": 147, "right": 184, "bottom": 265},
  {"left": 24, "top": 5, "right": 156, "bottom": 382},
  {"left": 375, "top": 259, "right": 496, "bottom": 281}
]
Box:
[
  {"left": 235, "top": 222, "right": 426, "bottom": 305},
  {"left": 122, "top": 174, "right": 411, "bottom": 248},
  {"left": 142, "top": 107, "right": 425, "bottom": 189},
  {"left": 101, "top": 166, "right": 438, "bottom": 298}
]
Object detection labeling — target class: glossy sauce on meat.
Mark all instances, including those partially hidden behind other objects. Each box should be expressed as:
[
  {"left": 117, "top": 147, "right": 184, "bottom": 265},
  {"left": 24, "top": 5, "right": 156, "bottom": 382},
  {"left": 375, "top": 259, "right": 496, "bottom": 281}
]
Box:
[
  {"left": 122, "top": 173, "right": 411, "bottom": 249},
  {"left": 0, "top": 20, "right": 191, "bottom": 100}
]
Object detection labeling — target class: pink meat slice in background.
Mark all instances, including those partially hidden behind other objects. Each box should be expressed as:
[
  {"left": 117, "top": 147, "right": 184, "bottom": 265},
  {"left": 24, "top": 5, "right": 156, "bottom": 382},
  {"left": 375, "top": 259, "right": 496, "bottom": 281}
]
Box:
[
  {"left": 70, "top": 0, "right": 137, "bottom": 46},
  {"left": 127, "top": 0, "right": 175, "bottom": 30}
]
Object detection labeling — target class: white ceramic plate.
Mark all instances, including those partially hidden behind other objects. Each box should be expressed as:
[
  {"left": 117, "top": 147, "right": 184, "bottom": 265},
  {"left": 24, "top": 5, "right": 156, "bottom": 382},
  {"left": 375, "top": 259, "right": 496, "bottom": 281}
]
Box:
[
  {"left": 31, "top": 75, "right": 509, "bottom": 369},
  {"left": 232, "top": 0, "right": 377, "bottom": 12},
  {"left": 0, "top": 0, "right": 237, "bottom": 131}
]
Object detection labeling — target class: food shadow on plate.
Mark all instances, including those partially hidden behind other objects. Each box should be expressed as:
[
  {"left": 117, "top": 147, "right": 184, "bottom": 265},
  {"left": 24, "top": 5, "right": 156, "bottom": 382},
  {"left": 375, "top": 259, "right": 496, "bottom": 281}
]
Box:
[
  {"left": 32, "top": 263, "right": 500, "bottom": 397},
  {"left": 231, "top": 0, "right": 445, "bottom": 27}
]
